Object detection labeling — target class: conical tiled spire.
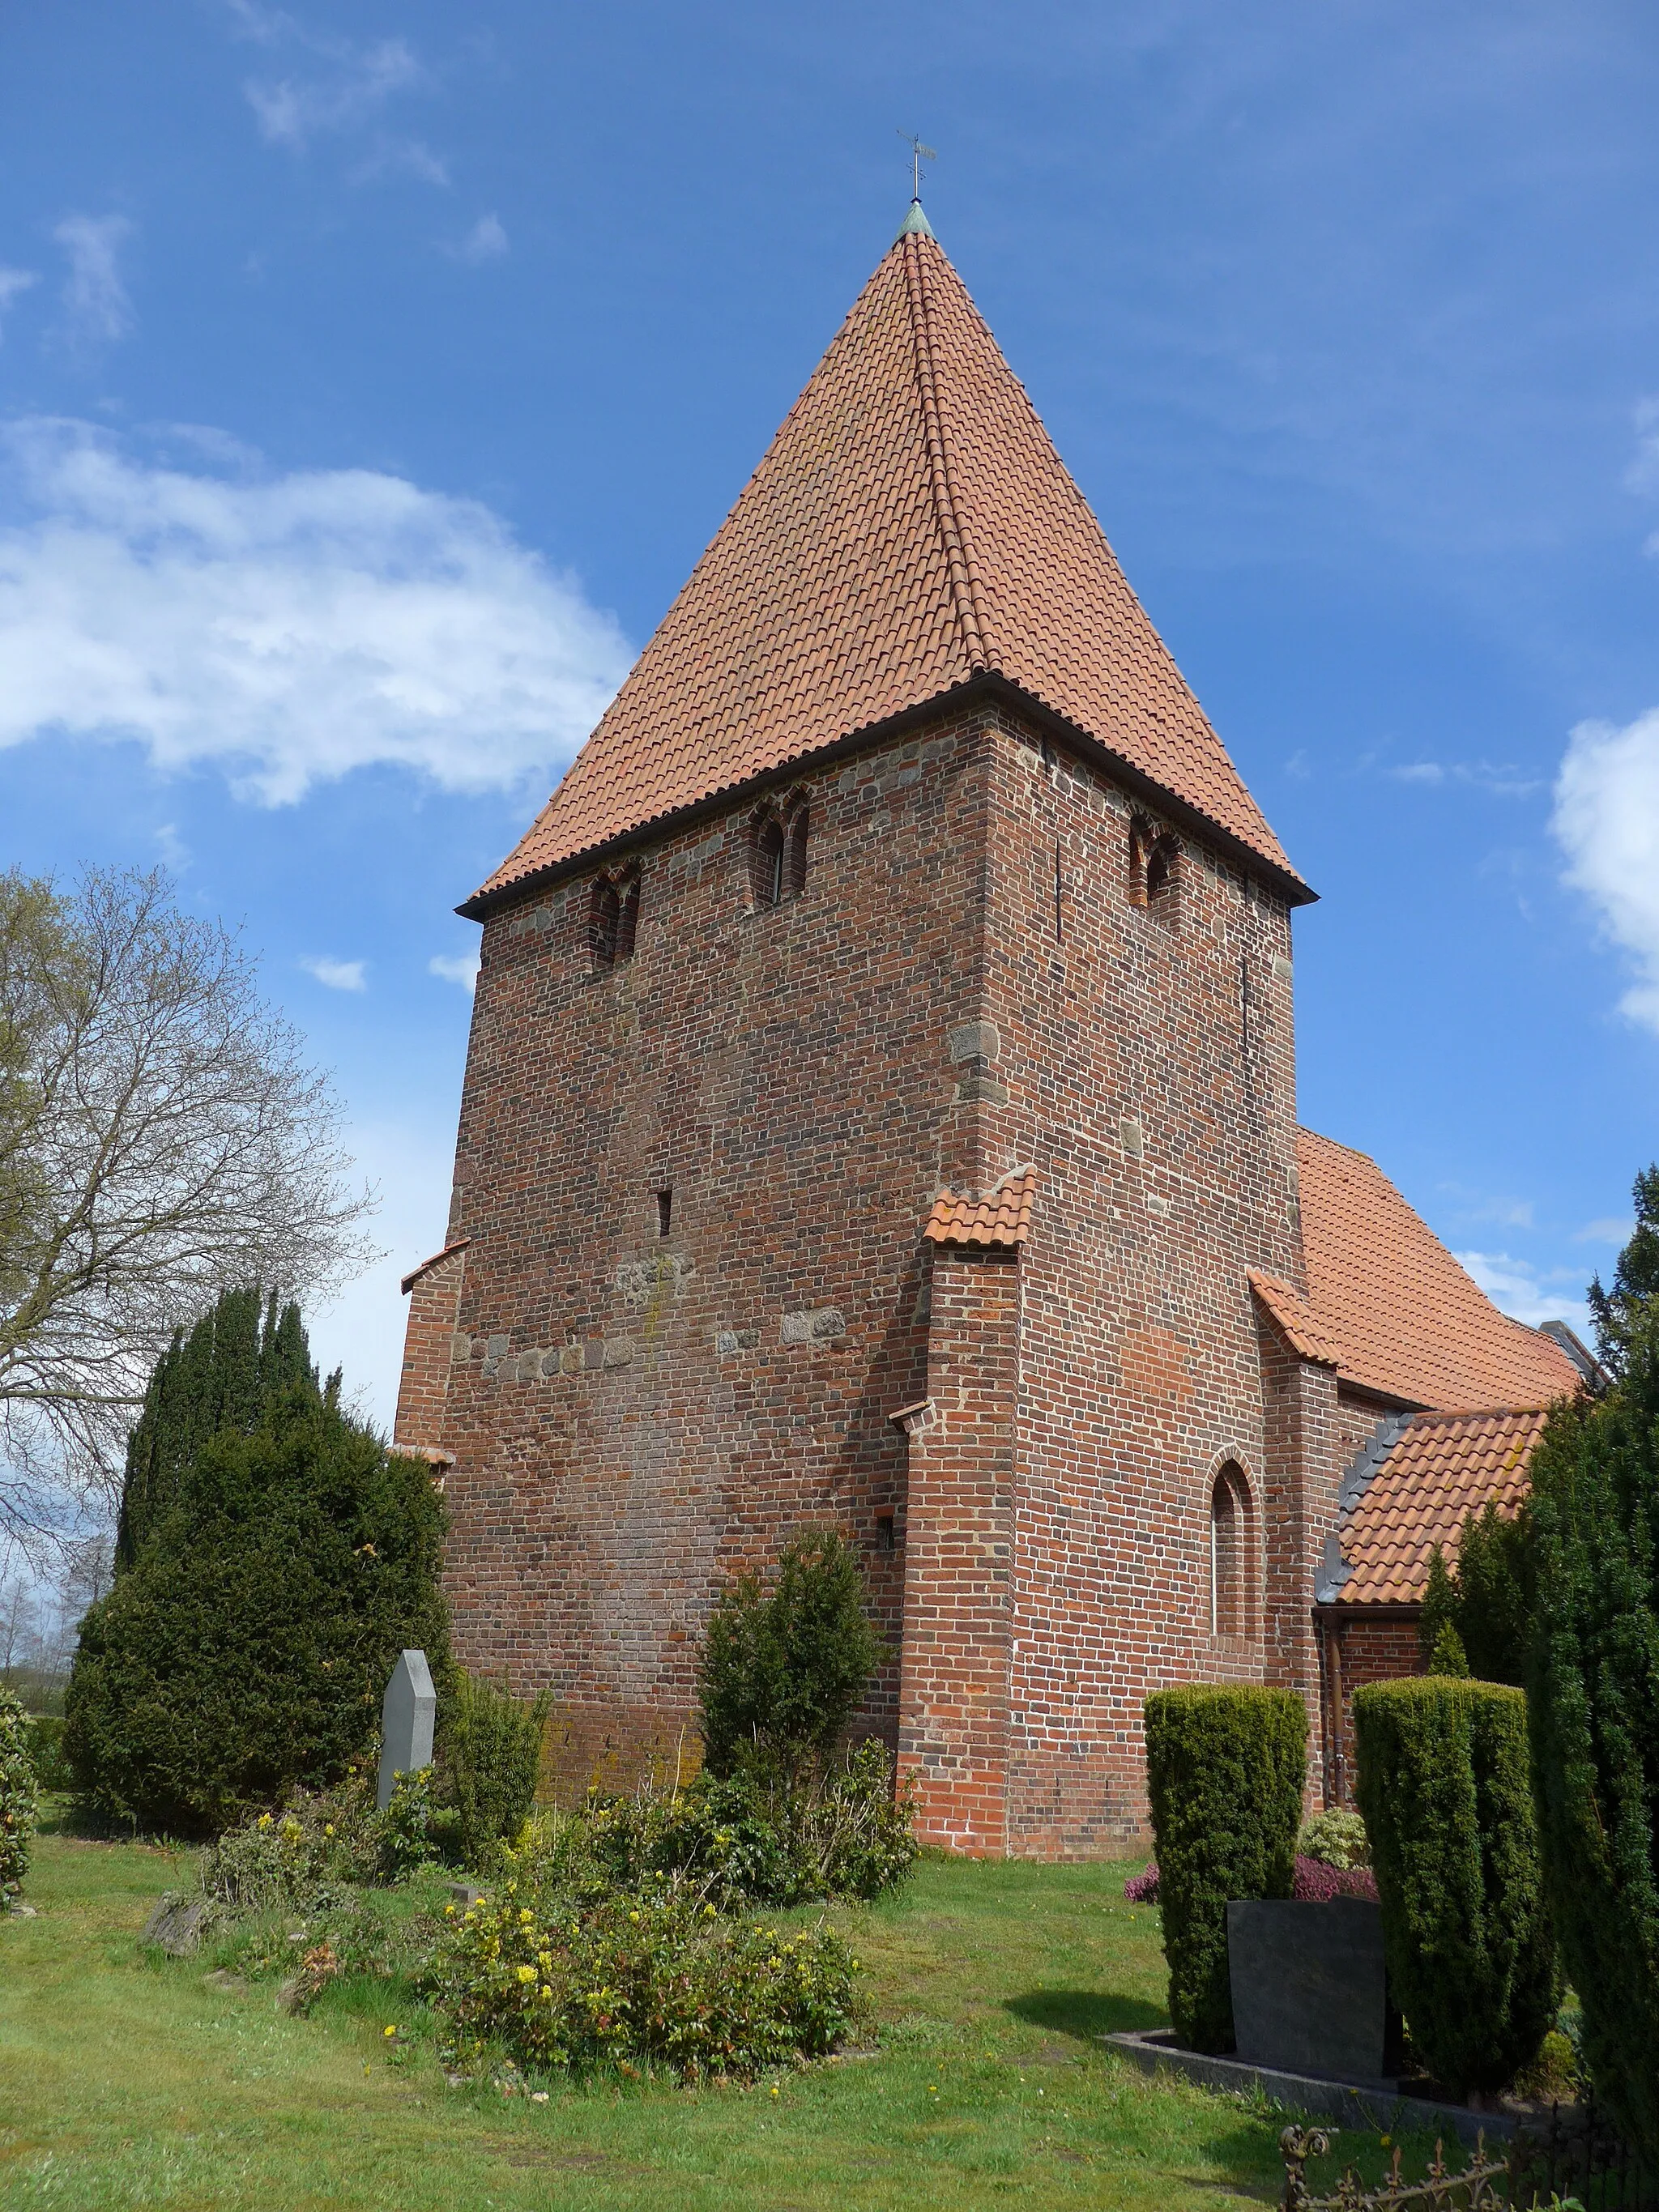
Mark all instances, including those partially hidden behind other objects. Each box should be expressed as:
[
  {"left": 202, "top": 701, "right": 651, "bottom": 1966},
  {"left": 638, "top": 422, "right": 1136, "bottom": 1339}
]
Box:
[{"left": 470, "top": 226, "right": 1305, "bottom": 909}]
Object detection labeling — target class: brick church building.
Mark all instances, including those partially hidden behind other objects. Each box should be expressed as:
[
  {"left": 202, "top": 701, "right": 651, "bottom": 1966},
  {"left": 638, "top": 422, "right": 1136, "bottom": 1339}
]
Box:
[{"left": 395, "top": 200, "right": 1586, "bottom": 1856}]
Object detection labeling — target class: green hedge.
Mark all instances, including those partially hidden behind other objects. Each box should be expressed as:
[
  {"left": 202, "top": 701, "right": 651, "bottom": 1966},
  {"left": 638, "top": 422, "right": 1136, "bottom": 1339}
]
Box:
[
  {"left": 1144, "top": 1686, "right": 1307, "bottom": 2052},
  {"left": 1354, "top": 1677, "right": 1556, "bottom": 2096},
  {"left": 1528, "top": 1350, "right": 1659, "bottom": 2156},
  {"left": 441, "top": 1672, "right": 551, "bottom": 1869}
]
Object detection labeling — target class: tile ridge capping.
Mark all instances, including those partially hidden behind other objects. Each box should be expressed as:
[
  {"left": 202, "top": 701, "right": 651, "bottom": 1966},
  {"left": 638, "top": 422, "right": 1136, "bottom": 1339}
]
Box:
[
  {"left": 399, "top": 1238, "right": 471, "bottom": 1297},
  {"left": 1316, "top": 1410, "right": 1415, "bottom": 1603}
]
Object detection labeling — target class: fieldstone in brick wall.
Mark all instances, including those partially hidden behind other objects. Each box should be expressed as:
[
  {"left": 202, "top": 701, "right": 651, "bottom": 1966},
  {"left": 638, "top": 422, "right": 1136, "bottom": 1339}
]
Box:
[
  {"left": 780, "top": 1308, "right": 847, "bottom": 1345},
  {"left": 716, "top": 1328, "right": 760, "bottom": 1355}
]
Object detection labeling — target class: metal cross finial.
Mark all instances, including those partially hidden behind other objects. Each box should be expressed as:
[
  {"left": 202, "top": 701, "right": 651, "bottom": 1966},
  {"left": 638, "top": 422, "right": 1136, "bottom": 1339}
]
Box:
[{"left": 897, "top": 130, "right": 936, "bottom": 202}]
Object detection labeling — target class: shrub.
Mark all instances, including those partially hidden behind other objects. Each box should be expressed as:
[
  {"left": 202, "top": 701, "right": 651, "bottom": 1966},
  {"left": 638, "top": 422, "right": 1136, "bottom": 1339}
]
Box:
[
  {"left": 1143, "top": 1685, "right": 1307, "bottom": 2052},
  {"left": 66, "top": 1352, "right": 451, "bottom": 1835},
  {"left": 1124, "top": 1863, "right": 1159, "bottom": 1904},
  {"left": 1298, "top": 1807, "right": 1370, "bottom": 1869},
  {"left": 441, "top": 1672, "right": 551, "bottom": 1869},
  {"left": 1, "top": 1686, "right": 41, "bottom": 1901},
  {"left": 525, "top": 1739, "right": 917, "bottom": 1908},
  {"left": 24, "top": 1714, "right": 73, "bottom": 1792},
  {"left": 697, "top": 1528, "right": 882, "bottom": 1778},
  {"left": 1418, "top": 1510, "right": 1532, "bottom": 1688},
  {"left": 431, "top": 1877, "right": 864, "bottom": 2081},
  {"left": 1529, "top": 1182, "right": 1659, "bottom": 2156},
  {"left": 1353, "top": 1676, "right": 1557, "bottom": 2097},
  {"left": 1293, "top": 1855, "right": 1378, "bottom": 1903}
]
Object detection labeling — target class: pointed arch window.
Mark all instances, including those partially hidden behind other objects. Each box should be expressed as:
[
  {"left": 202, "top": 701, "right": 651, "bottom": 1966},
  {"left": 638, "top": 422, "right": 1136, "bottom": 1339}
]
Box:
[
  {"left": 753, "top": 817, "right": 786, "bottom": 910},
  {"left": 1209, "top": 1463, "right": 1255, "bottom": 1639},
  {"left": 589, "top": 872, "right": 640, "bottom": 971},
  {"left": 1129, "top": 816, "right": 1180, "bottom": 923}
]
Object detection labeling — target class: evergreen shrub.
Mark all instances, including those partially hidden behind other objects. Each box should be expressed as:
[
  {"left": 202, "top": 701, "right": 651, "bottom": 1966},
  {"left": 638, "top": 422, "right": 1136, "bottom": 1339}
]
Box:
[
  {"left": 1418, "top": 1508, "right": 1531, "bottom": 1687},
  {"left": 441, "top": 1672, "right": 551, "bottom": 1868},
  {"left": 698, "top": 1528, "right": 882, "bottom": 1778},
  {"left": 1142, "top": 1685, "right": 1307, "bottom": 2052},
  {"left": 66, "top": 1298, "right": 450, "bottom": 1835},
  {"left": 1353, "top": 1676, "right": 1556, "bottom": 2096},
  {"left": 1528, "top": 1173, "right": 1659, "bottom": 2156},
  {"left": 0, "top": 1686, "right": 40, "bottom": 1900}
]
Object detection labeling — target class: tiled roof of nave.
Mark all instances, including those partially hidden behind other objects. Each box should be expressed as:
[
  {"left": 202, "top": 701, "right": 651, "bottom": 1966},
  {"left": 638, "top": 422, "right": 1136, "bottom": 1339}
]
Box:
[{"left": 1295, "top": 1128, "right": 1581, "bottom": 1413}]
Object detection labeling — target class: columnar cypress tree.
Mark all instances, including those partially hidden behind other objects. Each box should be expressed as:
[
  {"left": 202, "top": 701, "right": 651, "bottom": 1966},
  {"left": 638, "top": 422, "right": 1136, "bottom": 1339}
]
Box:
[
  {"left": 1528, "top": 1172, "right": 1659, "bottom": 2156},
  {"left": 116, "top": 1288, "right": 316, "bottom": 1568}
]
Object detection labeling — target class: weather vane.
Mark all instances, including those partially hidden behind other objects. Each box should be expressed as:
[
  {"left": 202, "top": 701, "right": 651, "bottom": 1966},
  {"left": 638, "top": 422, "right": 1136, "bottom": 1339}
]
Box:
[{"left": 897, "top": 130, "right": 936, "bottom": 202}]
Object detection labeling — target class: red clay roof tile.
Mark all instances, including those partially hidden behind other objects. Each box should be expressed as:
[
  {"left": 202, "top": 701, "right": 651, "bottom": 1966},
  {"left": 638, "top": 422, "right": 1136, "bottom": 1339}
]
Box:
[
  {"left": 1333, "top": 1405, "right": 1550, "bottom": 1606},
  {"left": 471, "top": 230, "right": 1303, "bottom": 910},
  {"left": 1296, "top": 1129, "right": 1580, "bottom": 1412},
  {"left": 924, "top": 1166, "right": 1037, "bottom": 1248},
  {"left": 1247, "top": 1270, "right": 1341, "bottom": 1368}
]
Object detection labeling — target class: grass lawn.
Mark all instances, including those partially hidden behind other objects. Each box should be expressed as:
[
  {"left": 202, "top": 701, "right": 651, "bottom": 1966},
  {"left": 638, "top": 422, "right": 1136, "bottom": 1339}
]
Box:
[{"left": 0, "top": 1815, "right": 1437, "bottom": 2212}]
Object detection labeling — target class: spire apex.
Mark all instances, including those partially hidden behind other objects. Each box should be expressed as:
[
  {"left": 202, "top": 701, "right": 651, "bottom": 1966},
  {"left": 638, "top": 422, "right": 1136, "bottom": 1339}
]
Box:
[{"left": 897, "top": 198, "right": 936, "bottom": 243}]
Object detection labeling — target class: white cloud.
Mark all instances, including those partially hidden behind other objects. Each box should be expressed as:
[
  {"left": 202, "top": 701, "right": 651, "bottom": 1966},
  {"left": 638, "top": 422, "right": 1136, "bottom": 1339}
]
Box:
[
  {"left": 1574, "top": 1215, "right": 1635, "bottom": 1245},
  {"left": 1388, "top": 758, "right": 1542, "bottom": 797},
  {"left": 0, "top": 267, "right": 37, "bottom": 343},
  {"left": 1456, "top": 1249, "right": 1591, "bottom": 1337},
  {"left": 349, "top": 139, "right": 450, "bottom": 189},
  {"left": 454, "top": 214, "right": 508, "bottom": 263},
  {"left": 155, "top": 822, "right": 190, "bottom": 872},
  {"left": 301, "top": 955, "right": 367, "bottom": 991},
  {"left": 53, "top": 215, "right": 134, "bottom": 349},
  {"left": 244, "top": 34, "right": 423, "bottom": 151},
  {"left": 1552, "top": 708, "right": 1659, "bottom": 1032},
  {"left": 0, "top": 416, "right": 631, "bottom": 803},
  {"left": 429, "top": 951, "right": 480, "bottom": 993}
]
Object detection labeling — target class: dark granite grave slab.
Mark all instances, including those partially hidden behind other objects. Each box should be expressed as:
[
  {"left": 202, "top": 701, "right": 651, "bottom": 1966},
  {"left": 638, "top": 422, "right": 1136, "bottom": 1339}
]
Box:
[{"left": 1228, "top": 1897, "right": 1388, "bottom": 2082}]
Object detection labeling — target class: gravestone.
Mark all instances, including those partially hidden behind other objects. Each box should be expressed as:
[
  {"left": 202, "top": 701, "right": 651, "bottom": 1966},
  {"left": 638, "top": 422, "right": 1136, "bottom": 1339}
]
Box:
[
  {"left": 377, "top": 1647, "right": 437, "bottom": 1810},
  {"left": 1227, "top": 1897, "right": 1389, "bottom": 2082},
  {"left": 142, "top": 1894, "right": 209, "bottom": 1955}
]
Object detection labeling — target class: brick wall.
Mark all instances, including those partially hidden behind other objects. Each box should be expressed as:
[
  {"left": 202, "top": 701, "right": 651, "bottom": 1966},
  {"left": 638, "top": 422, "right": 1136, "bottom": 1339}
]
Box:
[
  {"left": 394, "top": 1243, "right": 468, "bottom": 1455},
  {"left": 896, "top": 1249, "right": 1018, "bottom": 1855},
  {"left": 1318, "top": 1608, "right": 1421, "bottom": 1802},
  {"left": 415, "top": 694, "right": 1322, "bottom": 1841},
  {"left": 425, "top": 704, "right": 998, "bottom": 1788}
]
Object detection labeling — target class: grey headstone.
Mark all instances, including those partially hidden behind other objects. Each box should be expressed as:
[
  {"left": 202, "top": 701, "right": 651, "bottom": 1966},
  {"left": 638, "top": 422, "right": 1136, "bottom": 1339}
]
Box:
[
  {"left": 1227, "top": 1898, "right": 1388, "bottom": 2083},
  {"left": 377, "top": 1647, "right": 437, "bottom": 1810},
  {"left": 143, "top": 1894, "right": 209, "bottom": 1955}
]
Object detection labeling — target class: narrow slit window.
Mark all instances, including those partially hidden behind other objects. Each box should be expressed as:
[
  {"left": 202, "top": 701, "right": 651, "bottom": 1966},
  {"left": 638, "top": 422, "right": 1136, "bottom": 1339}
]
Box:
[
  {"left": 589, "top": 877, "right": 620, "bottom": 968},
  {"left": 785, "top": 806, "right": 809, "bottom": 898},
  {"left": 616, "top": 879, "right": 639, "bottom": 962},
  {"left": 1210, "top": 1465, "right": 1252, "bottom": 1638},
  {"left": 876, "top": 1512, "right": 896, "bottom": 1554},
  {"left": 656, "top": 1188, "right": 673, "bottom": 1238},
  {"left": 753, "top": 817, "right": 785, "bottom": 910}
]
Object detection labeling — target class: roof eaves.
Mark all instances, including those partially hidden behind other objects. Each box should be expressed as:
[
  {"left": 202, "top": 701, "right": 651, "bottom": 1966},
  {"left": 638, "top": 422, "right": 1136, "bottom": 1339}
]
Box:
[
  {"left": 459, "top": 667, "right": 1317, "bottom": 923},
  {"left": 399, "top": 1238, "right": 470, "bottom": 1296}
]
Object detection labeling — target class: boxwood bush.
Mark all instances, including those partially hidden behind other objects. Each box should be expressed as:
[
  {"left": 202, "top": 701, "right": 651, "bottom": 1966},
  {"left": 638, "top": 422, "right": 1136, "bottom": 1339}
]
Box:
[
  {"left": 1354, "top": 1676, "right": 1557, "bottom": 2097},
  {"left": 1143, "top": 1685, "right": 1307, "bottom": 2052}
]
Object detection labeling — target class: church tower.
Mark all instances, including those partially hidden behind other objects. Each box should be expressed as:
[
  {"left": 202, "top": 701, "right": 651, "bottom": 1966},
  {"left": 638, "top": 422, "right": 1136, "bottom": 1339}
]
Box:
[{"left": 397, "top": 202, "right": 1328, "bottom": 1854}]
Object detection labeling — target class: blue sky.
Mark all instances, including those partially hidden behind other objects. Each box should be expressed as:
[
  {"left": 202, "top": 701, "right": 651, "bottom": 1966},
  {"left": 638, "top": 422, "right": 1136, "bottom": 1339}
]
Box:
[{"left": 2, "top": 0, "right": 1657, "bottom": 1429}]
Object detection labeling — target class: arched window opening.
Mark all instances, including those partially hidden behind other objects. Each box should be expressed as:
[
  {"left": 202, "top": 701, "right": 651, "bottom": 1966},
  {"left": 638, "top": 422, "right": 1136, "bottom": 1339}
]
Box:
[
  {"left": 616, "top": 876, "right": 639, "bottom": 963},
  {"left": 1146, "top": 835, "right": 1180, "bottom": 923},
  {"left": 1128, "top": 817, "right": 1152, "bottom": 908},
  {"left": 1210, "top": 1464, "right": 1253, "bottom": 1638},
  {"left": 785, "top": 805, "right": 809, "bottom": 899},
  {"left": 753, "top": 816, "right": 785, "bottom": 910},
  {"left": 589, "top": 876, "right": 621, "bottom": 968}
]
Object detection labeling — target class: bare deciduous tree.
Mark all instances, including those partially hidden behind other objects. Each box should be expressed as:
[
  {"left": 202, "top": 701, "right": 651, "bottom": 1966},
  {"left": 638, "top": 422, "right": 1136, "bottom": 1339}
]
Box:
[{"left": 0, "top": 867, "right": 377, "bottom": 1539}]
